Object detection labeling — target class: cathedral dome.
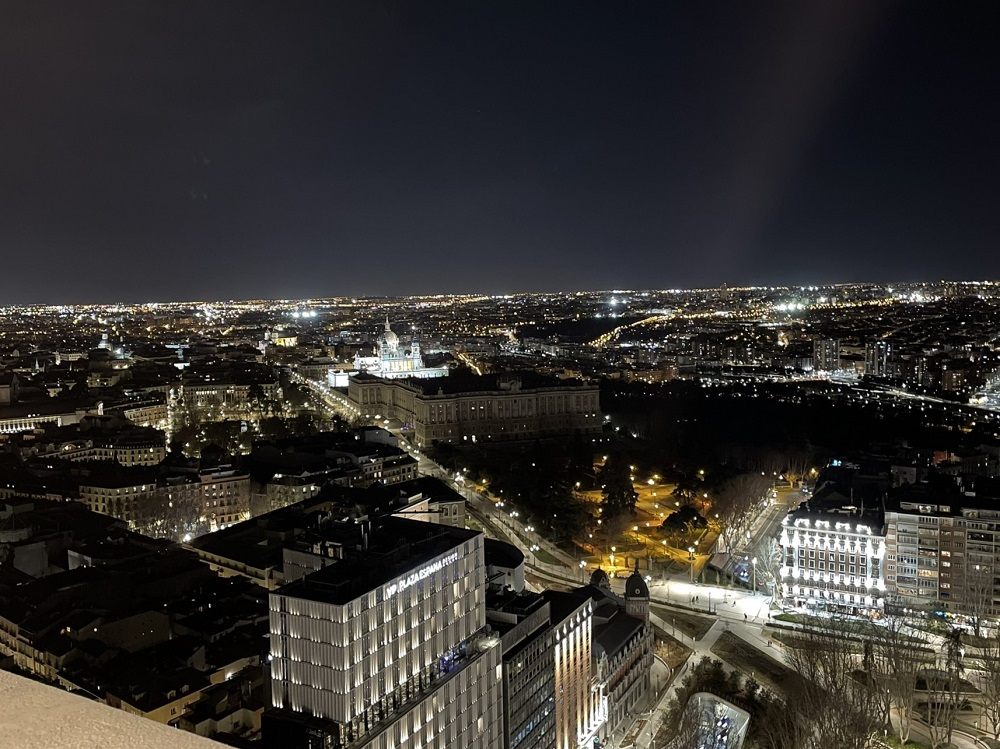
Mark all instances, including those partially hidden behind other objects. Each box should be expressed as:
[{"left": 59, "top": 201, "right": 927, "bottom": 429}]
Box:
[
  {"left": 589, "top": 568, "right": 611, "bottom": 589},
  {"left": 625, "top": 561, "right": 650, "bottom": 599},
  {"left": 381, "top": 329, "right": 399, "bottom": 350},
  {"left": 380, "top": 318, "right": 399, "bottom": 351}
]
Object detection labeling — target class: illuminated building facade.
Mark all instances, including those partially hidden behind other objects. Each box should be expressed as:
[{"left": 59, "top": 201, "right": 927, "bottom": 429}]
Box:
[
  {"left": 265, "top": 517, "right": 503, "bottom": 749},
  {"left": 883, "top": 484, "right": 1000, "bottom": 617},
  {"left": 812, "top": 338, "right": 841, "bottom": 372},
  {"left": 348, "top": 372, "right": 601, "bottom": 446},
  {"left": 354, "top": 318, "right": 448, "bottom": 380},
  {"left": 865, "top": 340, "right": 893, "bottom": 377},
  {"left": 542, "top": 592, "right": 606, "bottom": 749},
  {"left": 778, "top": 507, "right": 886, "bottom": 614},
  {"left": 486, "top": 591, "right": 556, "bottom": 749}
]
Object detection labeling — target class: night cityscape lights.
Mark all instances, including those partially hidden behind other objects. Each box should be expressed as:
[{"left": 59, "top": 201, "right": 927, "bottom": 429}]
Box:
[{"left": 3, "top": 1, "right": 1000, "bottom": 747}]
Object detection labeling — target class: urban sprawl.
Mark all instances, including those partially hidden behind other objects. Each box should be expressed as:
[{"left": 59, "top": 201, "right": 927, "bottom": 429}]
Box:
[{"left": 4, "top": 281, "right": 1000, "bottom": 749}]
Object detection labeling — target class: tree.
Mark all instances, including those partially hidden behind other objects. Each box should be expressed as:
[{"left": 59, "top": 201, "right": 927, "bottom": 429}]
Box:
[
  {"left": 713, "top": 473, "right": 771, "bottom": 556},
  {"left": 670, "top": 694, "right": 743, "bottom": 749},
  {"left": 599, "top": 453, "right": 637, "bottom": 518},
  {"left": 783, "top": 618, "right": 884, "bottom": 749},
  {"left": 247, "top": 383, "right": 265, "bottom": 413},
  {"left": 661, "top": 505, "right": 707, "bottom": 534},
  {"left": 662, "top": 657, "right": 734, "bottom": 738},
  {"left": 567, "top": 430, "right": 593, "bottom": 486},
  {"left": 965, "top": 562, "right": 994, "bottom": 639},
  {"left": 921, "top": 629, "right": 966, "bottom": 749},
  {"left": 752, "top": 537, "right": 782, "bottom": 595},
  {"left": 782, "top": 448, "right": 813, "bottom": 489},
  {"left": 672, "top": 474, "right": 702, "bottom": 507},
  {"left": 751, "top": 691, "right": 816, "bottom": 749},
  {"left": 978, "top": 624, "right": 1000, "bottom": 741},
  {"left": 870, "top": 611, "right": 926, "bottom": 744}
]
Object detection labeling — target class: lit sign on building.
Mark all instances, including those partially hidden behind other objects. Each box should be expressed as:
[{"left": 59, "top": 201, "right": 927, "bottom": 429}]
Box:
[{"left": 385, "top": 552, "right": 459, "bottom": 597}]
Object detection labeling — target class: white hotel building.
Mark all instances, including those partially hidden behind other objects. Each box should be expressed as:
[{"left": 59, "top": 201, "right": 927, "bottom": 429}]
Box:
[
  {"left": 779, "top": 506, "right": 887, "bottom": 614},
  {"left": 265, "top": 517, "right": 504, "bottom": 749}
]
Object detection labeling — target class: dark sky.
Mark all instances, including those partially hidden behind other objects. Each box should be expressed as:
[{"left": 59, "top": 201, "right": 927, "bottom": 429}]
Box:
[{"left": 1, "top": 1, "right": 998, "bottom": 303}]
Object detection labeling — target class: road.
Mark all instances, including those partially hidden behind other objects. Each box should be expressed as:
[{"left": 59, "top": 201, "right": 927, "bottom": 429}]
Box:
[
  {"left": 723, "top": 486, "right": 801, "bottom": 593},
  {"left": 291, "top": 373, "right": 810, "bottom": 748}
]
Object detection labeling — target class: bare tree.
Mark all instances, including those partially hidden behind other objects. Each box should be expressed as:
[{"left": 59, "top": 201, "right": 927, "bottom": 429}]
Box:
[
  {"left": 965, "top": 562, "right": 994, "bottom": 639},
  {"left": 783, "top": 618, "right": 884, "bottom": 749},
  {"left": 782, "top": 449, "right": 813, "bottom": 489},
  {"left": 978, "top": 624, "right": 1000, "bottom": 741},
  {"left": 669, "top": 697, "right": 743, "bottom": 749},
  {"left": 742, "top": 449, "right": 784, "bottom": 478},
  {"left": 753, "top": 537, "right": 782, "bottom": 594},
  {"left": 752, "top": 691, "right": 817, "bottom": 749},
  {"left": 869, "top": 611, "right": 928, "bottom": 744},
  {"left": 714, "top": 473, "right": 771, "bottom": 556},
  {"left": 921, "top": 629, "right": 966, "bottom": 749}
]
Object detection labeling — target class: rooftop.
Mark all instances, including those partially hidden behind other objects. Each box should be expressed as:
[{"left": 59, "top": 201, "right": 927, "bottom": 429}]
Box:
[
  {"left": 593, "top": 612, "right": 644, "bottom": 659},
  {"left": 276, "top": 516, "right": 479, "bottom": 606},
  {"left": 355, "top": 370, "right": 594, "bottom": 396},
  {"left": 190, "top": 478, "right": 465, "bottom": 572},
  {"left": 0, "top": 670, "right": 221, "bottom": 749}
]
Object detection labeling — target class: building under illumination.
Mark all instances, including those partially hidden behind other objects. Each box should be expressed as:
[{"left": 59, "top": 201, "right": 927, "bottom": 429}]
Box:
[
  {"left": 812, "top": 338, "right": 841, "bottom": 373},
  {"left": 263, "top": 516, "right": 503, "bottom": 749},
  {"left": 883, "top": 480, "right": 1000, "bottom": 618},
  {"left": 486, "top": 590, "right": 557, "bottom": 749},
  {"left": 354, "top": 318, "right": 448, "bottom": 380},
  {"left": 865, "top": 339, "right": 893, "bottom": 377},
  {"left": 542, "top": 591, "right": 607, "bottom": 749},
  {"left": 585, "top": 567, "right": 653, "bottom": 744},
  {"left": 348, "top": 371, "right": 601, "bottom": 446},
  {"left": 778, "top": 498, "right": 886, "bottom": 614}
]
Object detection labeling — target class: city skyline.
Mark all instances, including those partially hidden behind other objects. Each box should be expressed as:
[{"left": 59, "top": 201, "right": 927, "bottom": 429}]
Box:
[
  {"left": 3, "top": 2, "right": 999, "bottom": 303},
  {"left": 2, "top": 278, "right": 1000, "bottom": 309},
  {"left": 3, "top": 256, "right": 1000, "bottom": 747},
  {"left": 5, "top": 4, "right": 1000, "bottom": 747}
]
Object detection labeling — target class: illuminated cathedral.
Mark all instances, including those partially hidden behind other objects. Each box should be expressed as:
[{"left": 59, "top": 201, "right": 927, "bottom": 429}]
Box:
[{"left": 353, "top": 318, "right": 448, "bottom": 379}]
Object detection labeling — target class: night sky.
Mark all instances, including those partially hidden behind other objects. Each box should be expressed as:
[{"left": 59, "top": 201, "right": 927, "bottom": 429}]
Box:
[{"left": 2, "top": 2, "right": 998, "bottom": 303}]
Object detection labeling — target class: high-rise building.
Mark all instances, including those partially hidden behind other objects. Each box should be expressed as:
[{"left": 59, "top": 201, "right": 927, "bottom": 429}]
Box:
[
  {"left": 883, "top": 480, "right": 1000, "bottom": 618},
  {"left": 263, "top": 516, "right": 504, "bottom": 749},
  {"left": 812, "top": 338, "right": 841, "bottom": 372},
  {"left": 865, "top": 340, "right": 892, "bottom": 377},
  {"left": 542, "top": 591, "right": 607, "bottom": 749},
  {"left": 487, "top": 591, "right": 557, "bottom": 749}
]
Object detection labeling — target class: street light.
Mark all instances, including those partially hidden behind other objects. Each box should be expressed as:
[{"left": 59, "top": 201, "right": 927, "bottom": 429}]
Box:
[
  {"left": 688, "top": 546, "right": 696, "bottom": 584},
  {"left": 752, "top": 556, "right": 757, "bottom": 595}
]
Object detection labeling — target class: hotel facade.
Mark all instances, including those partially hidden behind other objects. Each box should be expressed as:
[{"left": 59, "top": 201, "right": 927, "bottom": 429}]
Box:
[
  {"left": 265, "top": 518, "right": 504, "bottom": 749},
  {"left": 778, "top": 508, "right": 887, "bottom": 614}
]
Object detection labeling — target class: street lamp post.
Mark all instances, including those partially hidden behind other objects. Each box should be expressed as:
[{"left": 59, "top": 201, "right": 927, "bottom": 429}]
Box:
[
  {"left": 688, "top": 546, "right": 696, "bottom": 584},
  {"left": 752, "top": 556, "right": 757, "bottom": 595}
]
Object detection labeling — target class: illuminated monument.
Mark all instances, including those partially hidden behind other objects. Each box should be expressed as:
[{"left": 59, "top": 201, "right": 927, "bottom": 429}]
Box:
[{"left": 353, "top": 318, "right": 448, "bottom": 380}]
